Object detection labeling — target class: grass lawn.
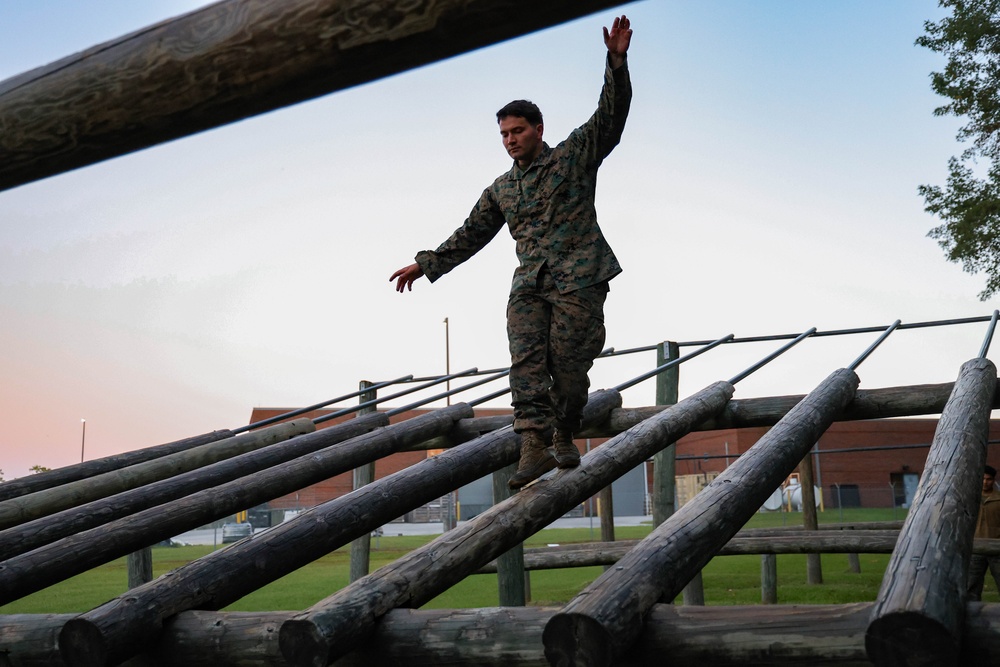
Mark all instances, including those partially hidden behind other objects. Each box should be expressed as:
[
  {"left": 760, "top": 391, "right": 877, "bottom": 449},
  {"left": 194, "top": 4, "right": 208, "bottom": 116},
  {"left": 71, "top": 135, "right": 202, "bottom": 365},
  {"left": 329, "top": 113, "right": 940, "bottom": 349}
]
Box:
[{"left": 4, "top": 508, "right": 997, "bottom": 614}]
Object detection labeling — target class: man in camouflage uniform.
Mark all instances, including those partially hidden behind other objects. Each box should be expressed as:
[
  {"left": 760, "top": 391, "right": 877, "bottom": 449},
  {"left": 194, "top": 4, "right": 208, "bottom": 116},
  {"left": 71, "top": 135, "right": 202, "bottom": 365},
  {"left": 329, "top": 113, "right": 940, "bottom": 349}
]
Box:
[{"left": 391, "top": 15, "right": 633, "bottom": 489}]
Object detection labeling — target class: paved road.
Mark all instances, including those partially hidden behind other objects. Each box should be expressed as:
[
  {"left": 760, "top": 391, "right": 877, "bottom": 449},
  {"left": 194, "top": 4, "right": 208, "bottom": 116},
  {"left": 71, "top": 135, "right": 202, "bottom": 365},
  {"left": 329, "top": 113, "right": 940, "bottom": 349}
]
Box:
[{"left": 172, "top": 515, "right": 653, "bottom": 546}]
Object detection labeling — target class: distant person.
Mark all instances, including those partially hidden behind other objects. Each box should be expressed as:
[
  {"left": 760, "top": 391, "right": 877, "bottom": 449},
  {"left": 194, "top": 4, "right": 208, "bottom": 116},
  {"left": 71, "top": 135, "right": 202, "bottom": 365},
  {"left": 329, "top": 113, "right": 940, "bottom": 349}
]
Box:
[
  {"left": 968, "top": 464, "right": 1000, "bottom": 601},
  {"left": 390, "top": 16, "right": 633, "bottom": 489}
]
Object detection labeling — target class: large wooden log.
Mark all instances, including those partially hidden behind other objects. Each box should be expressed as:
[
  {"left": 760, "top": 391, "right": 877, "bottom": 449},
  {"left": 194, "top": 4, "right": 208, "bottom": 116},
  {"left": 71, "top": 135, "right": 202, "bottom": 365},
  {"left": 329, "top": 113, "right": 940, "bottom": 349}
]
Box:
[
  {"left": 543, "top": 368, "right": 860, "bottom": 667},
  {"left": 412, "top": 379, "right": 997, "bottom": 451},
  {"left": 0, "top": 419, "right": 316, "bottom": 531},
  {"left": 0, "top": 0, "right": 635, "bottom": 192},
  {"left": 8, "top": 603, "right": 1000, "bottom": 666},
  {"left": 866, "top": 358, "right": 998, "bottom": 666},
  {"left": 54, "top": 397, "right": 623, "bottom": 667},
  {"left": 277, "top": 383, "right": 733, "bottom": 667},
  {"left": 0, "top": 430, "right": 233, "bottom": 503},
  {"left": 0, "top": 413, "right": 386, "bottom": 563},
  {"left": 0, "top": 406, "right": 467, "bottom": 608}
]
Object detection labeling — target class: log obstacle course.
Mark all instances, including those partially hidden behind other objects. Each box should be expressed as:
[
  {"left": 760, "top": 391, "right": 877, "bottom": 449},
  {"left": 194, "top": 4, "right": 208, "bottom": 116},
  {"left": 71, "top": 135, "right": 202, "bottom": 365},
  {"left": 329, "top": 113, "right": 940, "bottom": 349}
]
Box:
[{"left": 4, "top": 2, "right": 1000, "bottom": 665}]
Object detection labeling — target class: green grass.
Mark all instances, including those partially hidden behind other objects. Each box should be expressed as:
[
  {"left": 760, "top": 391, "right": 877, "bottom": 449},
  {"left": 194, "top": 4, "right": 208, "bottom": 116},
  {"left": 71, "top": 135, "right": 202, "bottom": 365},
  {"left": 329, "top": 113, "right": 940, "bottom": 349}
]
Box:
[{"left": 5, "top": 509, "right": 996, "bottom": 614}]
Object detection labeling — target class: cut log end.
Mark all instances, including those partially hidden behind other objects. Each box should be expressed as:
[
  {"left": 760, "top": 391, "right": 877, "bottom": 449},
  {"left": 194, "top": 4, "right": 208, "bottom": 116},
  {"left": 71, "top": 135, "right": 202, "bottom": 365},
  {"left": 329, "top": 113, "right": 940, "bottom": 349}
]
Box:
[
  {"left": 279, "top": 618, "right": 332, "bottom": 667},
  {"left": 866, "top": 612, "right": 960, "bottom": 667},
  {"left": 59, "top": 618, "right": 108, "bottom": 667},
  {"left": 543, "top": 612, "right": 615, "bottom": 667}
]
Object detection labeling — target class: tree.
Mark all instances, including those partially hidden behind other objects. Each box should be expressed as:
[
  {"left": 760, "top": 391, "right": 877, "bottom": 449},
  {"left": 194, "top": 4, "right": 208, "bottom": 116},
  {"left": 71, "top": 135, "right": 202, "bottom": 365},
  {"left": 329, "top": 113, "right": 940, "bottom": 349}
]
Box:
[
  {"left": 917, "top": 0, "right": 1000, "bottom": 299},
  {"left": 29, "top": 465, "right": 51, "bottom": 474}
]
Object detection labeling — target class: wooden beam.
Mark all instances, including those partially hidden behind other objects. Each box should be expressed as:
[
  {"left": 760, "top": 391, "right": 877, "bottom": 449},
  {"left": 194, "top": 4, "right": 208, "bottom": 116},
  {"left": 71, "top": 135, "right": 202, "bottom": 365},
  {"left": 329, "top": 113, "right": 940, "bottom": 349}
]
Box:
[
  {"left": 543, "top": 368, "right": 860, "bottom": 667},
  {"left": 866, "top": 358, "right": 998, "bottom": 666},
  {"left": 0, "top": 418, "right": 316, "bottom": 531},
  {"left": 0, "top": 407, "right": 465, "bottom": 608},
  {"left": 0, "top": 429, "right": 233, "bottom": 502},
  {"left": 277, "top": 384, "right": 731, "bottom": 667},
  {"left": 0, "top": 0, "right": 635, "bottom": 192},
  {"left": 6, "top": 603, "right": 1000, "bottom": 666},
  {"left": 0, "top": 413, "right": 384, "bottom": 563}
]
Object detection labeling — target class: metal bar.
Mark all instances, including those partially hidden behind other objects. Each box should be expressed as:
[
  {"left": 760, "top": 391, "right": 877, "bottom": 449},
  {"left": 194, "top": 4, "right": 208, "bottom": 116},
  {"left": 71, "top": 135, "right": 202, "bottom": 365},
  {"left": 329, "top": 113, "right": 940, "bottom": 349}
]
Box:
[
  {"left": 727, "top": 328, "right": 817, "bottom": 385},
  {"left": 312, "top": 368, "right": 477, "bottom": 424},
  {"left": 468, "top": 387, "right": 513, "bottom": 407},
  {"left": 847, "top": 320, "right": 900, "bottom": 371},
  {"left": 613, "top": 334, "right": 734, "bottom": 392},
  {"left": 980, "top": 310, "right": 1000, "bottom": 359},
  {"left": 386, "top": 370, "right": 510, "bottom": 416},
  {"left": 390, "top": 366, "right": 509, "bottom": 383},
  {"left": 233, "top": 375, "right": 412, "bottom": 434}
]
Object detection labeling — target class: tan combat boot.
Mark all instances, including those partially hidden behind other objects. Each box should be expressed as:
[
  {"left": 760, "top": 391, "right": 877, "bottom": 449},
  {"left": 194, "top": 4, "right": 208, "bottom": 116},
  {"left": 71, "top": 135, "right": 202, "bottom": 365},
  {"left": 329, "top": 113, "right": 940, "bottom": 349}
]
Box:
[
  {"left": 508, "top": 430, "right": 555, "bottom": 489},
  {"left": 552, "top": 429, "right": 580, "bottom": 468}
]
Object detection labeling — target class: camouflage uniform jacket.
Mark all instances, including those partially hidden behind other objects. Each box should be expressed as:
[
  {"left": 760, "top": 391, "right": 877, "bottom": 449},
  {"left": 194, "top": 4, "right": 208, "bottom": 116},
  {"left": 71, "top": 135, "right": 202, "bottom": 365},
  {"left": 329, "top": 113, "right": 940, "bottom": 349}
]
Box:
[{"left": 416, "top": 55, "right": 631, "bottom": 295}]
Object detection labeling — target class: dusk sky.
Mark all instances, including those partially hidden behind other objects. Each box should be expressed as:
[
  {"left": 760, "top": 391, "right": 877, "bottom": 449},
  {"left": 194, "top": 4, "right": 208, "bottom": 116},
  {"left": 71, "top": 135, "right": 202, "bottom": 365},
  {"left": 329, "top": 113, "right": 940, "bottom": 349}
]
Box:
[{"left": 1, "top": 1, "right": 995, "bottom": 480}]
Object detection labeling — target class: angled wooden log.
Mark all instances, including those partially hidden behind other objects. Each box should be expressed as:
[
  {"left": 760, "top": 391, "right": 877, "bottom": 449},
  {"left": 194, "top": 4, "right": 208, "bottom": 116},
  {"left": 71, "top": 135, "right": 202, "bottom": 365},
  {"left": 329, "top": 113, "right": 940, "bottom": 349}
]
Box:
[
  {"left": 543, "top": 367, "right": 860, "bottom": 667},
  {"left": 0, "top": 0, "right": 635, "bottom": 192},
  {"left": 866, "top": 357, "right": 998, "bottom": 667},
  {"left": 54, "top": 397, "right": 623, "bottom": 667},
  {"left": 0, "top": 406, "right": 466, "bottom": 608},
  {"left": 277, "top": 382, "right": 733, "bottom": 667},
  {"left": 0, "top": 419, "right": 316, "bottom": 531},
  {"left": 0, "top": 429, "right": 233, "bottom": 503},
  {"left": 0, "top": 412, "right": 386, "bottom": 562}
]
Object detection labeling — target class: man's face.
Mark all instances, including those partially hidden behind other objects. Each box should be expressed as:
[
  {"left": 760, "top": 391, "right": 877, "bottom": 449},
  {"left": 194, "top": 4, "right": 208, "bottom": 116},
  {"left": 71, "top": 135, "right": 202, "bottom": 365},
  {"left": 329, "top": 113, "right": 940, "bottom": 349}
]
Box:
[
  {"left": 984, "top": 473, "right": 996, "bottom": 494},
  {"left": 499, "top": 116, "right": 543, "bottom": 166}
]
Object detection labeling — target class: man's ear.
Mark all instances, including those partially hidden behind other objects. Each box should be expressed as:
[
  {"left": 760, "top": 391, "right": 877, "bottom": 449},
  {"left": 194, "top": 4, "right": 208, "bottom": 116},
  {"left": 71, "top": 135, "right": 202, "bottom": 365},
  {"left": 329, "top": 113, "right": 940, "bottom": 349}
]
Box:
[{"left": 536, "top": 123, "right": 544, "bottom": 140}]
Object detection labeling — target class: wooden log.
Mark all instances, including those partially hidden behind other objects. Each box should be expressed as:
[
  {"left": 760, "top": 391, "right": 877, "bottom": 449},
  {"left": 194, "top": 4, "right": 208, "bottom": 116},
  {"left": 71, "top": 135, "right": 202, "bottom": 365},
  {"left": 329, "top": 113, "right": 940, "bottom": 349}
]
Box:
[
  {"left": 54, "top": 399, "right": 539, "bottom": 667},
  {"left": 799, "top": 452, "right": 822, "bottom": 585},
  {"left": 761, "top": 554, "right": 778, "bottom": 604},
  {"left": 0, "top": 407, "right": 461, "bottom": 608},
  {"left": 349, "top": 381, "right": 378, "bottom": 583},
  {"left": 0, "top": 413, "right": 385, "bottom": 562},
  {"left": 866, "top": 357, "right": 998, "bottom": 666},
  {"left": 0, "top": 0, "right": 634, "bottom": 192},
  {"left": 652, "top": 341, "right": 680, "bottom": 526},
  {"left": 543, "top": 368, "right": 860, "bottom": 667},
  {"left": 6, "top": 603, "right": 1000, "bottom": 667},
  {"left": 493, "top": 462, "right": 527, "bottom": 606},
  {"left": 127, "top": 549, "right": 153, "bottom": 589},
  {"left": 0, "top": 430, "right": 233, "bottom": 503},
  {"left": 277, "top": 383, "right": 732, "bottom": 667},
  {"left": 0, "top": 419, "right": 316, "bottom": 531},
  {"left": 411, "top": 379, "right": 992, "bottom": 451}
]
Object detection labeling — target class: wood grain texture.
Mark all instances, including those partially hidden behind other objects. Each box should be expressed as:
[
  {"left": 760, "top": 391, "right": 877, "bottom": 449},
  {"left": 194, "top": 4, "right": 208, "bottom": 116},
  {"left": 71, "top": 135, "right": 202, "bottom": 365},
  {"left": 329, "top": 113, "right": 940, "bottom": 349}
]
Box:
[
  {"left": 543, "top": 368, "right": 860, "bottom": 667},
  {"left": 0, "top": 0, "right": 635, "bottom": 191},
  {"left": 866, "top": 358, "right": 998, "bottom": 667}
]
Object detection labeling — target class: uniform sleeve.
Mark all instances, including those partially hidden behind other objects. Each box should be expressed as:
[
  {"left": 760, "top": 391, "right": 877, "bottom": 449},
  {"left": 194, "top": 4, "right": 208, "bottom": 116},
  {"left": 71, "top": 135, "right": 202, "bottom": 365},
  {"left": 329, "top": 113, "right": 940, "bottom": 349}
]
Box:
[
  {"left": 568, "top": 54, "right": 632, "bottom": 169},
  {"left": 415, "top": 187, "right": 506, "bottom": 282}
]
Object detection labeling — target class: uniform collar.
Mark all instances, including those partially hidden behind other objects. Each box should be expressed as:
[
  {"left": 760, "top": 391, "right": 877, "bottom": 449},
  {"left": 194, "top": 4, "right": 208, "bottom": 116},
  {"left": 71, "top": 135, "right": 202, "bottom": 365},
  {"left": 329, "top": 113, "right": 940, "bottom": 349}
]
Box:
[{"left": 508, "top": 143, "right": 553, "bottom": 179}]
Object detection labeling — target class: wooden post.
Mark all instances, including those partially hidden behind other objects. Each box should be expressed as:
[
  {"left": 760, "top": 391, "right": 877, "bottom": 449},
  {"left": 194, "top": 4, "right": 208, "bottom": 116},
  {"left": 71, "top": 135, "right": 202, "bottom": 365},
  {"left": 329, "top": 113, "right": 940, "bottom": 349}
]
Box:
[
  {"left": 0, "top": 414, "right": 384, "bottom": 563},
  {"left": 653, "top": 341, "right": 679, "bottom": 526},
  {"left": 0, "top": 0, "right": 635, "bottom": 192},
  {"left": 761, "top": 554, "right": 778, "bottom": 604},
  {"left": 543, "top": 368, "right": 859, "bottom": 667},
  {"left": 866, "top": 358, "right": 998, "bottom": 666},
  {"left": 127, "top": 548, "right": 153, "bottom": 589},
  {"left": 349, "top": 381, "right": 377, "bottom": 583},
  {"left": 0, "top": 418, "right": 316, "bottom": 531},
  {"left": 1, "top": 407, "right": 465, "bottom": 608},
  {"left": 277, "top": 385, "right": 730, "bottom": 667},
  {"left": 493, "top": 463, "right": 527, "bottom": 606},
  {"left": 848, "top": 553, "right": 862, "bottom": 574},
  {"left": 799, "top": 451, "right": 822, "bottom": 585}
]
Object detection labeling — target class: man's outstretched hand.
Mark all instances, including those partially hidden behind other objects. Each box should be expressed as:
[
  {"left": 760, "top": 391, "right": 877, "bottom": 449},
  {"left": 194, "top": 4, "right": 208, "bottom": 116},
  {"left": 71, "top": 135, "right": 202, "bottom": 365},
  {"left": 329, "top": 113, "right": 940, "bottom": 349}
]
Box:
[
  {"left": 390, "top": 263, "right": 424, "bottom": 292},
  {"left": 604, "top": 15, "right": 632, "bottom": 69}
]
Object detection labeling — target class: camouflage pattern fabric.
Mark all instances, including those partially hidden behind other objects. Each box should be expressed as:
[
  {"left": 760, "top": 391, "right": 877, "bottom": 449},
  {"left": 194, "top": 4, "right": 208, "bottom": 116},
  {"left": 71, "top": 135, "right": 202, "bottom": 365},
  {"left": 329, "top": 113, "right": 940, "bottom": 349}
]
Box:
[{"left": 507, "top": 267, "right": 608, "bottom": 433}]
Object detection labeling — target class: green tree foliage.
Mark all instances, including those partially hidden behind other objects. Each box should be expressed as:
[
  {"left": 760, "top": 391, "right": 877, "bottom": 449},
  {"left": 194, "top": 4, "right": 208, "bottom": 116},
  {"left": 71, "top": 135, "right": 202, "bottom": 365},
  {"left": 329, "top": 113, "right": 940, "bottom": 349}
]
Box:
[
  {"left": 918, "top": 0, "right": 1000, "bottom": 299},
  {"left": 29, "top": 465, "right": 51, "bottom": 474}
]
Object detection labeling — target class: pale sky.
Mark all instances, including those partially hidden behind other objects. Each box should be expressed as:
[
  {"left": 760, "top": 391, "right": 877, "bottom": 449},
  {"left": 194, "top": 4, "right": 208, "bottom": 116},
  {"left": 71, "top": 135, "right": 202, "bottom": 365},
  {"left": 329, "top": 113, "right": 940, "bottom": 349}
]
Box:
[{"left": 0, "top": 0, "right": 994, "bottom": 480}]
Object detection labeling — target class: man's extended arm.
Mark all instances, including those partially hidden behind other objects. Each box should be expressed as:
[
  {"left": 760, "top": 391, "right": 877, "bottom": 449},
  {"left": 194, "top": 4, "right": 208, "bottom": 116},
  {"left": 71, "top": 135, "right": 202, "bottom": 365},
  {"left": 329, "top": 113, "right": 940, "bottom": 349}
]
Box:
[{"left": 604, "top": 15, "right": 632, "bottom": 69}]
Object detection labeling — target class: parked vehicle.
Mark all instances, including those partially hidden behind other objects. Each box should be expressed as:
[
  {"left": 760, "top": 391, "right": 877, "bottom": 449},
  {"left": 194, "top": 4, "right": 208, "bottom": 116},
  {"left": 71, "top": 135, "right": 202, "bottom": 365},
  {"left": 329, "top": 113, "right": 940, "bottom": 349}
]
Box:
[{"left": 221, "top": 522, "right": 253, "bottom": 543}]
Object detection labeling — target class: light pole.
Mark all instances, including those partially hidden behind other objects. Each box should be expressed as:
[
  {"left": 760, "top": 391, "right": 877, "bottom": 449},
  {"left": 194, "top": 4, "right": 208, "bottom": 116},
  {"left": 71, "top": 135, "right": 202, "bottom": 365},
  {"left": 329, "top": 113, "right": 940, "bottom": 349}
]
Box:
[
  {"left": 443, "top": 317, "right": 451, "bottom": 405},
  {"left": 80, "top": 418, "right": 86, "bottom": 462}
]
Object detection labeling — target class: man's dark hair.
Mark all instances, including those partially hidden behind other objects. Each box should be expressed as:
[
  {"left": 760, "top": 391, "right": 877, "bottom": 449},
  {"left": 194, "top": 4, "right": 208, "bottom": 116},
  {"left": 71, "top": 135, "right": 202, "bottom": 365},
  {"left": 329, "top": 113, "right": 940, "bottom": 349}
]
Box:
[
  {"left": 987, "top": 465, "right": 997, "bottom": 477},
  {"left": 497, "top": 100, "right": 543, "bottom": 127}
]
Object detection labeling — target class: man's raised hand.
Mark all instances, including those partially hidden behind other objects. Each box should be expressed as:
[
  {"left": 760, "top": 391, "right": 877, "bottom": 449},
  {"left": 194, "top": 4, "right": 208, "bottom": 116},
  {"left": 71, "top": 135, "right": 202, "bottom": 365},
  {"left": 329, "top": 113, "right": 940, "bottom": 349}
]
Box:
[{"left": 604, "top": 15, "right": 632, "bottom": 68}]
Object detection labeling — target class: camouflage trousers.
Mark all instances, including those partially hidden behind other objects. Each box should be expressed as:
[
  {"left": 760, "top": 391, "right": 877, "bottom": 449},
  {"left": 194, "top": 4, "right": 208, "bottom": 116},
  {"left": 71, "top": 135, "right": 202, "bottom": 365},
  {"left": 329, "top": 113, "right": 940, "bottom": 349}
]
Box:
[{"left": 506, "top": 267, "right": 609, "bottom": 434}]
